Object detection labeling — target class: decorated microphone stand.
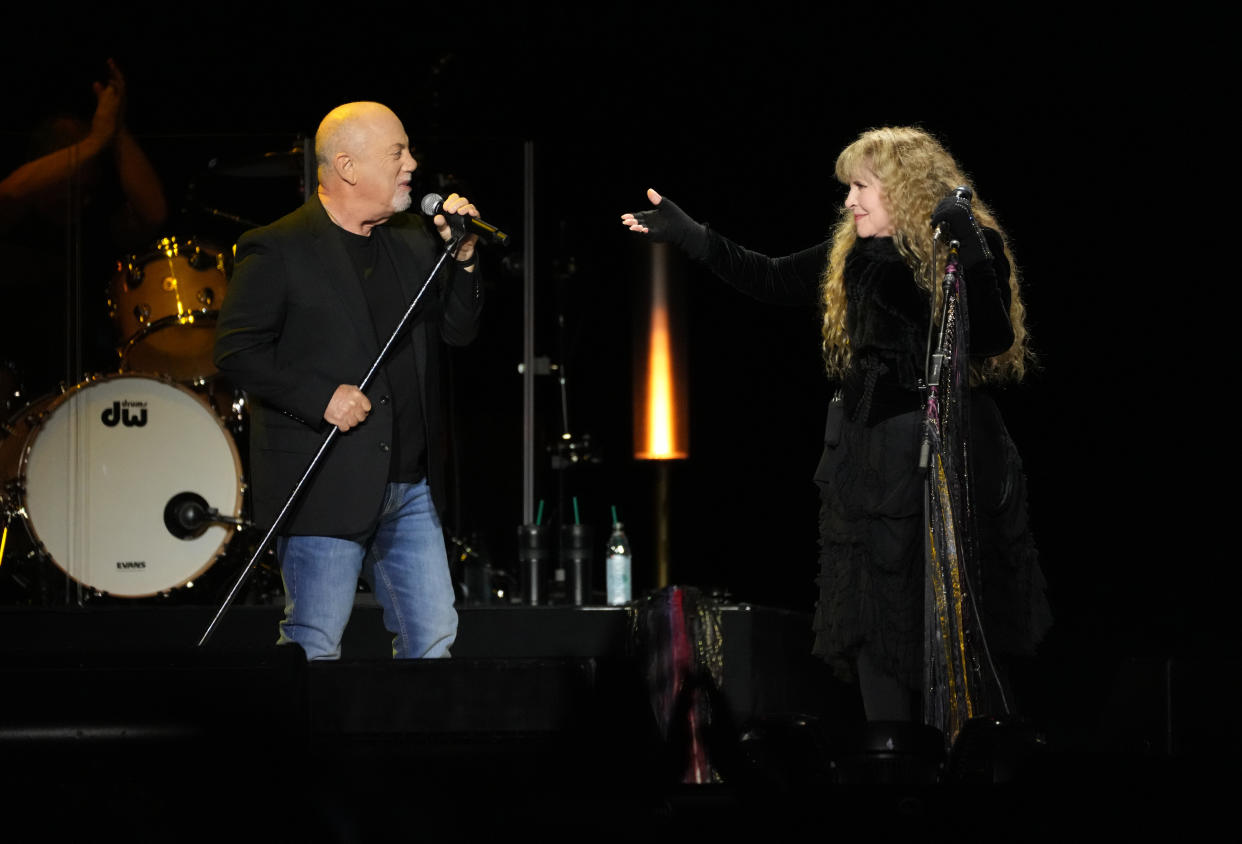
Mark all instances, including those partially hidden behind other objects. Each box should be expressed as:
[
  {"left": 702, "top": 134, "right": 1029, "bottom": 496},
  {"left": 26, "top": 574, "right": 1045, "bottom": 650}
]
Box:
[{"left": 918, "top": 221, "right": 1011, "bottom": 749}]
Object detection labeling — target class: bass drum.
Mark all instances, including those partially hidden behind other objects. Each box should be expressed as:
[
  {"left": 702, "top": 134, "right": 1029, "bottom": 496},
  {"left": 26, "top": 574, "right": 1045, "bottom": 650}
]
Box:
[
  {"left": 0, "top": 373, "right": 243, "bottom": 598},
  {"left": 109, "top": 236, "right": 231, "bottom": 382}
]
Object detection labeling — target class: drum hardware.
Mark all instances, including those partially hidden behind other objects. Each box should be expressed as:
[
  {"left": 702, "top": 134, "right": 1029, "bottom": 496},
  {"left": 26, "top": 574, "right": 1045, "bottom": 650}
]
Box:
[
  {"left": 1, "top": 359, "right": 25, "bottom": 417},
  {"left": 117, "top": 307, "right": 220, "bottom": 354},
  {"left": 449, "top": 533, "right": 514, "bottom": 606},
  {"left": 228, "top": 390, "right": 247, "bottom": 419},
  {"left": 197, "top": 205, "right": 264, "bottom": 229},
  {"left": 1, "top": 483, "right": 19, "bottom": 549},
  {"left": 207, "top": 146, "right": 307, "bottom": 179},
  {"left": 164, "top": 491, "right": 251, "bottom": 540},
  {"left": 2, "top": 475, "right": 23, "bottom": 504},
  {"left": 186, "top": 375, "right": 248, "bottom": 435}
]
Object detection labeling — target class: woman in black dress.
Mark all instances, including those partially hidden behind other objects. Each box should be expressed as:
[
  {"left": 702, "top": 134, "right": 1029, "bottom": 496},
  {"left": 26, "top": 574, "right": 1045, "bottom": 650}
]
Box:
[{"left": 621, "top": 126, "right": 1051, "bottom": 724}]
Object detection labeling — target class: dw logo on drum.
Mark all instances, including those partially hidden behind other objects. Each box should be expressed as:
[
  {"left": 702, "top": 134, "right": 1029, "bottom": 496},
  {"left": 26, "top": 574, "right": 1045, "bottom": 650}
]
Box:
[{"left": 100, "top": 400, "right": 149, "bottom": 428}]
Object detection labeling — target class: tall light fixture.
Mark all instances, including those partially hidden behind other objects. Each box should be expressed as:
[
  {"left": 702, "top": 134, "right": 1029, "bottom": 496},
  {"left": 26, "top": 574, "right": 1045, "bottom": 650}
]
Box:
[{"left": 634, "top": 242, "right": 688, "bottom": 588}]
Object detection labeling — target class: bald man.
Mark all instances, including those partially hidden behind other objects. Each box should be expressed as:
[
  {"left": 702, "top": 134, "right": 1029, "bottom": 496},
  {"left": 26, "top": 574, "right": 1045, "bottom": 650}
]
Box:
[{"left": 214, "top": 102, "right": 483, "bottom": 660}]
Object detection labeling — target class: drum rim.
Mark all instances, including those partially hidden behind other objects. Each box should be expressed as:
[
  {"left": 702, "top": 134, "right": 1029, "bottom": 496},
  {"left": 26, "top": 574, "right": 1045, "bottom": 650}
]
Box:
[
  {"left": 116, "top": 308, "right": 222, "bottom": 368},
  {"left": 119, "top": 235, "right": 228, "bottom": 270},
  {"left": 9, "top": 372, "right": 244, "bottom": 598}
]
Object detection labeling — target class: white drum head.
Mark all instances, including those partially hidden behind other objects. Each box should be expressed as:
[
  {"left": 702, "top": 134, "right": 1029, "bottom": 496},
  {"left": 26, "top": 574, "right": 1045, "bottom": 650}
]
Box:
[{"left": 21, "top": 374, "right": 242, "bottom": 597}]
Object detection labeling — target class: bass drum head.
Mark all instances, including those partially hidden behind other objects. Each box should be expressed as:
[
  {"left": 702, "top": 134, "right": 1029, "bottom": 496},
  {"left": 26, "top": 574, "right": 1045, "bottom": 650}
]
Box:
[{"left": 19, "top": 374, "right": 243, "bottom": 598}]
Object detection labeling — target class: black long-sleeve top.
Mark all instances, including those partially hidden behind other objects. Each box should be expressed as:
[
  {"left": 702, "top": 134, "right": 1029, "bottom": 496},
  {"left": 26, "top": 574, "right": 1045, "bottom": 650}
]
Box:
[{"left": 698, "top": 228, "right": 1013, "bottom": 424}]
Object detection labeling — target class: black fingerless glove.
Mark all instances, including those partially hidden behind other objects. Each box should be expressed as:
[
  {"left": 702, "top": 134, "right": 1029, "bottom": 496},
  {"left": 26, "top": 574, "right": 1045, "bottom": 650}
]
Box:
[
  {"left": 931, "top": 189, "right": 993, "bottom": 269},
  {"left": 631, "top": 196, "right": 709, "bottom": 261}
]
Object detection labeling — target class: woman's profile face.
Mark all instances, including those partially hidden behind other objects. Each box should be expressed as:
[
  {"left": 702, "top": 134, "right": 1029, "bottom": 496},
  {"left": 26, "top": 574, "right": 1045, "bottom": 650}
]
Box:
[{"left": 844, "top": 167, "right": 894, "bottom": 238}]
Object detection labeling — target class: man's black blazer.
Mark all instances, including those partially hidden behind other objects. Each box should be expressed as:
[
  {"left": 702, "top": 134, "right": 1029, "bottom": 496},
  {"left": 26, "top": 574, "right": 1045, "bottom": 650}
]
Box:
[{"left": 213, "top": 195, "right": 482, "bottom": 536}]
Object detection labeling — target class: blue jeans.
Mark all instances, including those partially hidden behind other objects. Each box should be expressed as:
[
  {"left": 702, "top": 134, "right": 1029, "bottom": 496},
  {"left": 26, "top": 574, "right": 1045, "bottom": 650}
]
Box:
[{"left": 276, "top": 480, "right": 458, "bottom": 660}]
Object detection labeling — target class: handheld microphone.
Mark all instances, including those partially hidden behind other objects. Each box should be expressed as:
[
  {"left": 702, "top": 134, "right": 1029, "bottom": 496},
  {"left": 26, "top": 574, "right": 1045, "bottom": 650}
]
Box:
[{"left": 420, "top": 194, "right": 510, "bottom": 246}]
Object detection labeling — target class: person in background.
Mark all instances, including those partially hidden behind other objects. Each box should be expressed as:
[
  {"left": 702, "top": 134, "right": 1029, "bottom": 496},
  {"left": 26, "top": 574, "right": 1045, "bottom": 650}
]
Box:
[{"left": 0, "top": 58, "right": 167, "bottom": 395}]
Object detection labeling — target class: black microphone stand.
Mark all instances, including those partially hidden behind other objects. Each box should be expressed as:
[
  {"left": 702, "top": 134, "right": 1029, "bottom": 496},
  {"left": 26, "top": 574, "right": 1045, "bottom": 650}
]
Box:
[{"left": 197, "top": 232, "right": 465, "bottom": 646}]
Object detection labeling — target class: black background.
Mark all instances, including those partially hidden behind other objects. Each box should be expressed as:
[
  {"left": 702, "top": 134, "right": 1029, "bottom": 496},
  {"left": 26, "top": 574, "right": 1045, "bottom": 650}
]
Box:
[{"left": 3, "top": 6, "right": 1230, "bottom": 720}]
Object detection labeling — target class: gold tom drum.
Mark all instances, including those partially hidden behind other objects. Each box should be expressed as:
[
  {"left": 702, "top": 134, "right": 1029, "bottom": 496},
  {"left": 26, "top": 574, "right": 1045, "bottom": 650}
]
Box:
[
  {"left": 0, "top": 373, "right": 243, "bottom": 597},
  {"left": 110, "top": 236, "right": 231, "bottom": 382}
]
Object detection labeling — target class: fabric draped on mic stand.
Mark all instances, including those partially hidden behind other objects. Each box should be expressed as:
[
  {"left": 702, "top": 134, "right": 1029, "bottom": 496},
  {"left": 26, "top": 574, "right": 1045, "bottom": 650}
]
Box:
[
  {"left": 922, "top": 261, "right": 1006, "bottom": 747},
  {"left": 632, "top": 585, "right": 726, "bottom": 784}
]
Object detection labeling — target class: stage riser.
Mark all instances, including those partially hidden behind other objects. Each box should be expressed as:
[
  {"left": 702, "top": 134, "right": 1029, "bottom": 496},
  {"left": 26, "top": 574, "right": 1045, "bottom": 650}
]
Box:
[
  {"left": 0, "top": 656, "right": 629, "bottom": 741},
  {"left": 1101, "top": 657, "right": 1242, "bottom": 758},
  {"left": 0, "top": 603, "right": 848, "bottom": 731}
]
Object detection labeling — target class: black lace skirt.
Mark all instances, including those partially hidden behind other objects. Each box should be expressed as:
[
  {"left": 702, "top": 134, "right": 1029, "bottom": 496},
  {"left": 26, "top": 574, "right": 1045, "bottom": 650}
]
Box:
[{"left": 810, "top": 394, "right": 1051, "bottom": 690}]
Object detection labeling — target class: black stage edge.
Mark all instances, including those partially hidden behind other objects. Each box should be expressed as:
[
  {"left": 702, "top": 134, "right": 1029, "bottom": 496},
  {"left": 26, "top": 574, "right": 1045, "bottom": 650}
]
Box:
[
  {"left": 0, "top": 603, "right": 856, "bottom": 838},
  {"left": 0, "top": 604, "right": 1235, "bottom": 839},
  {"left": 0, "top": 602, "right": 845, "bottom": 721}
]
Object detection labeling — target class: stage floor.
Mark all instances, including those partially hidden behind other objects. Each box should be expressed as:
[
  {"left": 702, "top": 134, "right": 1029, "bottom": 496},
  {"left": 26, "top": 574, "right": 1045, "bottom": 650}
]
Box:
[{"left": 0, "top": 599, "right": 1234, "bottom": 839}]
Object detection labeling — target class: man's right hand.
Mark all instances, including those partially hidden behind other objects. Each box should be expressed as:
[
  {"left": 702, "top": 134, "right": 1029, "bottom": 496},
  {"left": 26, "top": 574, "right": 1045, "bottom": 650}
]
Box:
[{"left": 324, "top": 384, "right": 371, "bottom": 432}]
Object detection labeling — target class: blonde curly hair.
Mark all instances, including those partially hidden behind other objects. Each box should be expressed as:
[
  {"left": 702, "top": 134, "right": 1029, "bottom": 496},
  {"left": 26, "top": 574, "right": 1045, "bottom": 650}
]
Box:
[{"left": 820, "top": 126, "right": 1031, "bottom": 384}]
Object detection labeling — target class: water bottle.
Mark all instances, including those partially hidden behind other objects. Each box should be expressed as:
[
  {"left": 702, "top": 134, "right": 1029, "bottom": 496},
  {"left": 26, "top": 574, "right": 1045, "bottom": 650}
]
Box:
[{"left": 605, "top": 520, "right": 632, "bottom": 606}]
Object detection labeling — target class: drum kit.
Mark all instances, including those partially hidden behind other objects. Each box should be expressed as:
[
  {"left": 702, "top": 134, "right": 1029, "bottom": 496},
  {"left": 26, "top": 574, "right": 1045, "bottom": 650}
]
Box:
[
  {"left": 1, "top": 139, "right": 483, "bottom": 608},
  {"left": 0, "top": 234, "right": 270, "bottom": 605}
]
